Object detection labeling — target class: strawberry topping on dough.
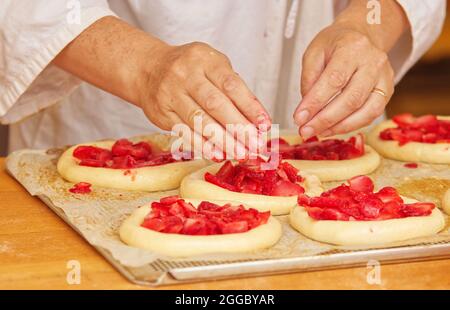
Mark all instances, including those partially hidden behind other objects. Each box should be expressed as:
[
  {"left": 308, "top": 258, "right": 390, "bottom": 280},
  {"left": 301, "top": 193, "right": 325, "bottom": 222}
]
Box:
[
  {"left": 404, "top": 163, "right": 419, "bottom": 169},
  {"left": 69, "top": 182, "right": 92, "bottom": 194},
  {"left": 141, "top": 196, "right": 270, "bottom": 235},
  {"left": 73, "top": 139, "right": 189, "bottom": 169},
  {"left": 268, "top": 134, "right": 365, "bottom": 160},
  {"left": 204, "top": 159, "right": 305, "bottom": 197},
  {"left": 380, "top": 114, "right": 450, "bottom": 146},
  {"left": 298, "top": 175, "right": 435, "bottom": 221}
]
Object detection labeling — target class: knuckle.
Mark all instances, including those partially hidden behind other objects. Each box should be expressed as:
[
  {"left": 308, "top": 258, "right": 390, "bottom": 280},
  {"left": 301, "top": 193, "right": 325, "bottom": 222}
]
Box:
[
  {"left": 221, "top": 73, "right": 239, "bottom": 91},
  {"left": 327, "top": 70, "right": 347, "bottom": 89},
  {"left": 166, "top": 59, "right": 187, "bottom": 80},
  {"left": 375, "top": 51, "right": 389, "bottom": 68},
  {"left": 317, "top": 114, "right": 335, "bottom": 128},
  {"left": 352, "top": 33, "right": 371, "bottom": 49},
  {"left": 308, "top": 96, "right": 325, "bottom": 111},
  {"left": 185, "top": 41, "right": 210, "bottom": 55},
  {"left": 204, "top": 92, "right": 223, "bottom": 111},
  {"left": 346, "top": 88, "right": 365, "bottom": 109}
]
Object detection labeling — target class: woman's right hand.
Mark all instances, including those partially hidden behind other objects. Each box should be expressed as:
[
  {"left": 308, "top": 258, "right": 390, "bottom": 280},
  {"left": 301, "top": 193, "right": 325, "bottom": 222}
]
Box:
[
  {"left": 54, "top": 17, "right": 270, "bottom": 159},
  {"left": 137, "top": 42, "right": 271, "bottom": 158}
]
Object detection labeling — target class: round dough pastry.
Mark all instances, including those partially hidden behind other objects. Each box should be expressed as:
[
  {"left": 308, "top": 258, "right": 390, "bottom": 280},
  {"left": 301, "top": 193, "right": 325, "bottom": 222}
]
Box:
[
  {"left": 57, "top": 134, "right": 209, "bottom": 192},
  {"left": 367, "top": 116, "right": 450, "bottom": 164},
  {"left": 119, "top": 199, "right": 282, "bottom": 257},
  {"left": 179, "top": 163, "right": 323, "bottom": 215},
  {"left": 278, "top": 133, "right": 381, "bottom": 182},
  {"left": 443, "top": 188, "right": 450, "bottom": 215},
  {"left": 289, "top": 197, "right": 445, "bottom": 246}
]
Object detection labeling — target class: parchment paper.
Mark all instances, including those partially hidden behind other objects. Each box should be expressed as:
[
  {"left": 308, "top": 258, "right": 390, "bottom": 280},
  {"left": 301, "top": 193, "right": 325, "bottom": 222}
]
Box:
[{"left": 5, "top": 147, "right": 450, "bottom": 268}]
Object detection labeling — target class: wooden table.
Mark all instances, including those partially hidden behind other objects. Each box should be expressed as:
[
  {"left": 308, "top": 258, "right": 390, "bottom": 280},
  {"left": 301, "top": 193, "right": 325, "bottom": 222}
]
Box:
[{"left": 0, "top": 158, "right": 449, "bottom": 290}]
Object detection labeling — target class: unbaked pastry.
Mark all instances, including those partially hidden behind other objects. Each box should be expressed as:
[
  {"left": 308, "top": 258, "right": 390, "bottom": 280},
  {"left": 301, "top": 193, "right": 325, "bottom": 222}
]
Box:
[
  {"left": 119, "top": 198, "right": 282, "bottom": 257},
  {"left": 180, "top": 162, "right": 323, "bottom": 215},
  {"left": 443, "top": 188, "right": 450, "bottom": 215},
  {"left": 290, "top": 200, "right": 444, "bottom": 246},
  {"left": 367, "top": 116, "right": 450, "bottom": 164},
  {"left": 58, "top": 134, "right": 209, "bottom": 191},
  {"left": 274, "top": 134, "right": 380, "bottom": 181}
]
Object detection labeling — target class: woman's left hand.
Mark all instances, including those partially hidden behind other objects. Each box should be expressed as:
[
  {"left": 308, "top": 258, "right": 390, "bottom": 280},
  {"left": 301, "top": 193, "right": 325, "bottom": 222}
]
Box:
[{"left": 294, "top": 22, "right": 395, "bottom": 139}]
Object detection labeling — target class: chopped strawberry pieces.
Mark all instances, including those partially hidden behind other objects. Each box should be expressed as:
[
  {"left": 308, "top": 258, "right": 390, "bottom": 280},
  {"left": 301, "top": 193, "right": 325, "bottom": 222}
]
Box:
[
  {"left": 267, "top": 134, "right": 365, "bottom": 161},
  {"left": 204, "top": 159, "right": 305, "bottom": 197},
  {"left": 141, "top": 196, "right": 270, "bottom": 235},
  {"left": 69, "top": 182, "right": 92, "bottom": 194},
  {"left": 297, "top": 176, "right": 435, "bottom": 221},
  {"left": 348, "top": 175, "right": 375, "bottom": 192},
  {"left": 380, "top": 114, "right": 450, "bottom": 146},
  {"left": 404, "top": 163, "right": 418, "bottom": 169},
  {"left": 72, "top": 139, "right": 187, "bottom": 169}
]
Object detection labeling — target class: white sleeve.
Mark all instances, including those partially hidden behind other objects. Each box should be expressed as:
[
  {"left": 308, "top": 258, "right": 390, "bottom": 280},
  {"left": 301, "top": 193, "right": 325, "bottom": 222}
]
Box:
[
  {"left": 390, "top": 0, "right": 446, "bottom": 83},
  {"left": 0, "top": 0, "right": 116, "bottom": 124}
]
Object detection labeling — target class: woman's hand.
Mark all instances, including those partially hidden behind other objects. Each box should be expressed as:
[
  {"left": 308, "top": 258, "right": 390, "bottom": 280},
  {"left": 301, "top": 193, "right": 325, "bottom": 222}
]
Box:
[
  {"left": 55, "top": 17, "right": 271, "bottom": 158},
  {"left": 294, "top": 0, "right": 408, "bottom": 138},
  {"left": 137, "top": 42, "right": 271, "bottom": 155}
]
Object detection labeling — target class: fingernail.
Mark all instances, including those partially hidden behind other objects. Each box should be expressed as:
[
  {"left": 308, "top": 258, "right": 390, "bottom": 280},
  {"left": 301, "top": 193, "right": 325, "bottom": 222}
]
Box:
[
  {"left": 301, "top": 126, "right": 314, "bottom": 139},
  {"left": 296, "top": 110, "right": 310, "bottom": 126},
  {"left": 256, "top": 114, "right": 271, "bottom": 131}
]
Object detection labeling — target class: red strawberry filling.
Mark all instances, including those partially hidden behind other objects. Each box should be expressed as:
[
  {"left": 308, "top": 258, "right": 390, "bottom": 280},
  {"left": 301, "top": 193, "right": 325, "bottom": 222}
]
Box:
[
  {"left": 69, "top": 182, "right": 92, "bottom": 194},
  {"left": 73, "top": 139, "right": 190, "bottom": 169},
  {"left": 298, "top": 175, "right": 435, "bottom": 221},
  {"left": 404, "top": 163, "right": 418, "bottom": 169},
  {"left": 141, "top": 196, "right": 270, "bottom": 235},
  {"left": 380, "top": 114, "right": 450, "bottom": 146},
  {"left": 204, "top": 159, "right": 305, "bottom": 197},
  {"left": 267, "top": 134, "right": 365, "bottom": 160}
]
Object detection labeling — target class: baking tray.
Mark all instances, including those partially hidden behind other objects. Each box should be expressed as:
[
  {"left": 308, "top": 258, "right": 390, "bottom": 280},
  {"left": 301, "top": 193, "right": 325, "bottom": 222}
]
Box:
[
  {"left": 36, "top": 195, "right": 450, "bottom": 286},
  {"left": 6, "top": 148, "right": 450, "bottom": 286}
]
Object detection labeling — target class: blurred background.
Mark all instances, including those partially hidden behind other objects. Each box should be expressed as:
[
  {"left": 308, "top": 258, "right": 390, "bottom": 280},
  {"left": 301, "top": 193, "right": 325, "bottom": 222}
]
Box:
[
  {"left": 387, "top": 1, "right": 450, "bottom": 117},
  {"left": 0, "top": 3, "right": 449, "bottom": 156}
]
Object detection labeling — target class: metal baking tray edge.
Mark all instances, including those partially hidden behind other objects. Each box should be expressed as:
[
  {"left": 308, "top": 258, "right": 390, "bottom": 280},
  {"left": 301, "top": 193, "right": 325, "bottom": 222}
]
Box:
[{"left": 35, "top": 194, "right": 450, "bottom": 287}]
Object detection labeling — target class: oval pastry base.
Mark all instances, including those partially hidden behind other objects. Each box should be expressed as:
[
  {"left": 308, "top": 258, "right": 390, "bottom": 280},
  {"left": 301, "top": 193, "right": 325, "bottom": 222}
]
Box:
[
  {"left": 284, "top": 145, "right": 380, "bottom": 182},
  {"left": 179, "top": 163, "right": 323, "bottom": 215},
  {"left": 57, "top": 135, "right": 209, "bottom": 192},
  {"left": 367, "top": 116, "right": 450, "bottom": 164},
  {"left": 289, "top": 197, "right": 445, "bottom": 246},
  {"left": 443, "top": 189, "right": 450, "bottom": 215},
  {"left": 119, "top": 201, "right": 282, "bottom": 257},
  {"left": 277, "top": 133, "right": 381, "bottom": 181}
]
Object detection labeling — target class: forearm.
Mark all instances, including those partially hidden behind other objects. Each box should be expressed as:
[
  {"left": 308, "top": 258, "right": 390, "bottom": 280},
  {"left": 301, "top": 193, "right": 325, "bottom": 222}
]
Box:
[
  {"left": 335, "top": 0, "right": 410, "bottom": 52},
  {"left": 53, "top": 16, "right": 170, "bottom": 106}
]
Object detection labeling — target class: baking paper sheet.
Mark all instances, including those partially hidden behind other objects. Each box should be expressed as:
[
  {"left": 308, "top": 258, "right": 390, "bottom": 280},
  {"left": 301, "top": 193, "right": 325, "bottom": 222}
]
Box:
[{"left": 6, "top": 144, "right": 450, "bottom": 269}]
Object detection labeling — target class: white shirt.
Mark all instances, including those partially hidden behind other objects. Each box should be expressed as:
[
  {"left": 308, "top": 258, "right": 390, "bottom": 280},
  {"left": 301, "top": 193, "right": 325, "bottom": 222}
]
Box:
[{"left": 0, "top": 0, "right": 446, "bottom": 151}]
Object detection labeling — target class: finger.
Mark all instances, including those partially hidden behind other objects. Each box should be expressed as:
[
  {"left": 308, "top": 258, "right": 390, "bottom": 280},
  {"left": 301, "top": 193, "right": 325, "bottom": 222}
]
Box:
[
  {"left": 187, "top": 75, "right": 260, "bottom": 145},
  {"left": 300, "top": 46, "right": 325, "bottom": 97},
  {"left": 174, "top": 94, "right": 248, "bottom": 159},
  {"left": 206, "top": 66, "right": 272, "bottom": 130},
  {"left": 321, "top": 78, "right": 393, "bottom": 136},
  {"left": 187, "top": 76, "right": 261, "bottom": 152},
  {"left": 300, "top": 66, "right": 378, "bottom": 138},
  {"left": 294, "top": 51, "right": 357, "bottom": 128}
]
